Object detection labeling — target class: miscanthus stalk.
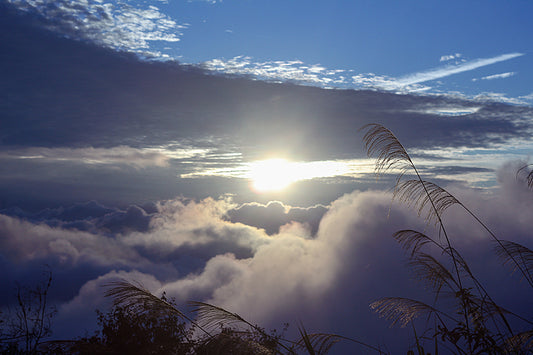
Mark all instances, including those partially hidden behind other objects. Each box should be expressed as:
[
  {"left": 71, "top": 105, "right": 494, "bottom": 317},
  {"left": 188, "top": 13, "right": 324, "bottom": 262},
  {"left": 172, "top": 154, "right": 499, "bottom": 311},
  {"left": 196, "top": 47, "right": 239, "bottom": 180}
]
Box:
[{"left": 362, "top": 123, "right": 533, "bottom": 353}]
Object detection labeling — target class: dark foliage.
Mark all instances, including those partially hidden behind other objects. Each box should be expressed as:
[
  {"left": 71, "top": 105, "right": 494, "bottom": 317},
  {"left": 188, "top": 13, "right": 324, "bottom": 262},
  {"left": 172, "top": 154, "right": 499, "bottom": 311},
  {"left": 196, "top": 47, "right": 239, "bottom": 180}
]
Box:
[{"left": 69, "top": 296, "right": 193, "bottom": 355}]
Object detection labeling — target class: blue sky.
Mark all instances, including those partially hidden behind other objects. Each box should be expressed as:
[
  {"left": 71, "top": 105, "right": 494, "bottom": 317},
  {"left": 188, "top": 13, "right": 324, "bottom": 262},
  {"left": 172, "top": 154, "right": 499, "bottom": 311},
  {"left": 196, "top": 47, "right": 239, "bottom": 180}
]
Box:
[
  {"left": 148, "top": 0, "right": 530, "bottom": 100},
  {"left": 8, "top": 0, "right": 533, "bottom": 102},
  {"left": 1, "top": 0, "right": 533, "bottom": 352}
]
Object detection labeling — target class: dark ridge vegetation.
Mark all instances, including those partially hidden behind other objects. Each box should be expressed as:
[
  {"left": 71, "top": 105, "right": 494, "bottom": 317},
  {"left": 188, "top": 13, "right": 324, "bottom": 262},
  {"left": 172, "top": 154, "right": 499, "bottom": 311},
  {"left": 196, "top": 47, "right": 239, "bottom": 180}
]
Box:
[{"left": 1, "top": 124, "right": 532, "bottom": 354}]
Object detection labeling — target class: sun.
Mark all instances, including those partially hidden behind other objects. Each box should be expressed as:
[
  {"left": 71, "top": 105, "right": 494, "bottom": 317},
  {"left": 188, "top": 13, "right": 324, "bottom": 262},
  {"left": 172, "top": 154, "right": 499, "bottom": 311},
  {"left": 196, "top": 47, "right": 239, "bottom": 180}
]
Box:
[
  {"left": 246, "top": 158, "right": 355, "bottom": 193},
  {"left": 248, "top": 159, "right": 296, "bottom": 192}
]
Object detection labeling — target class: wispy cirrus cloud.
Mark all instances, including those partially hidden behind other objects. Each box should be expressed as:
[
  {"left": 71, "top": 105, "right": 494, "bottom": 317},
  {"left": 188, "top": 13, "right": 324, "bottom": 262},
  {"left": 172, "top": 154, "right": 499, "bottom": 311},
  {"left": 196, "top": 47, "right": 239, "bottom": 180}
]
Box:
[
  {"left": 396, "top": 53, "right": 524, "bottom": 86},
  {"left": 0, "top": 143, "right": 221, "bottom": 169},
  {"left": 202, "top": 56, "right": 435, "bottom": 93},
  {"left": 0, "top": 146, "right": 188, "bottom": 168},
  {"left": 472, "top": 72, "right": 516, "bottom": 81},
  {"left": 202, "top": 53, "right": 525, "bottom": 99}
]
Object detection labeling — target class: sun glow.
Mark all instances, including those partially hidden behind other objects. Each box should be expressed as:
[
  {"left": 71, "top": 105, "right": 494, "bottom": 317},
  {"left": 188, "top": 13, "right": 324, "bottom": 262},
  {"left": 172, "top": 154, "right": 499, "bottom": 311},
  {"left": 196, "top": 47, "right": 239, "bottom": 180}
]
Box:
[
  {"left": 248, "top": 159, "right": 295, "bottom": 192},
  {"left": 247, "top": 158, "right": 352, "bottom": 193}
]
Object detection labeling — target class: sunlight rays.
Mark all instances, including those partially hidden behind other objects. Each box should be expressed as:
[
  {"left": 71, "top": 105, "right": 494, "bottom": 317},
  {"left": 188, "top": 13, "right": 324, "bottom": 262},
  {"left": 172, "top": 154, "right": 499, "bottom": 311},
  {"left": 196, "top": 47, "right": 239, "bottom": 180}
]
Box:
[{"left": 247, "top": 159, "right": 354, "bottom": 193}]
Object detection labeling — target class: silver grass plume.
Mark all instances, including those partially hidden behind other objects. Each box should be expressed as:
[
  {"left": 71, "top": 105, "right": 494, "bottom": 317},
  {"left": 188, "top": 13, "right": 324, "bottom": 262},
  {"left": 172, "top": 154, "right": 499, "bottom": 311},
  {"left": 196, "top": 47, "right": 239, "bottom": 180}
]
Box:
[
  {"left": 393, "top": 230, "right": 437, "bottom": 257},
  {"left": 295, "top": 326, "right": 388, "bottom": 355},
  {"left": 407, "top": 252, "right": 459, "bottom": 294},
  {"left": 370, "top": 297, "right": 456, "bottom": 328},
  {"left": 517, "top": 164, "right": 533, "bottom": 189},
  {"left": 393, "top": 180, "right": 460, "bottom": 226},
  {"left": 361, "top": 123, "right": 414, "bottom": 182},
  {"left": 361, "top": 124, "right": 464, "bottom": 289},
  {"left": 495, "top": 240, "right": 533, "bottom": 286},
  {"left": 188, "top": 301, "right": 252, "bottom": 334},
  {"left": 361, "top": 124, "right": 451, "bottom": 240},
  {"left": 188, "top": 301, "right": 295, "bottom": 354}
]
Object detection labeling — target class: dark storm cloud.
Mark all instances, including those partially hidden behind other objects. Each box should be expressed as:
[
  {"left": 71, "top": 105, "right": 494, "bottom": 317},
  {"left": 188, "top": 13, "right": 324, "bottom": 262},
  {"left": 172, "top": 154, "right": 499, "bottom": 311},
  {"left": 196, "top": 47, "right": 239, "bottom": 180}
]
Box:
[
  {"left": 1, "top": 201, "right": 152, "bottom": 234},
  {"left": 2, "top": 1, "right": 533, "bottom": 212},
  {"left": 1, "top": 2, "right": 532, "bottom": 156}
]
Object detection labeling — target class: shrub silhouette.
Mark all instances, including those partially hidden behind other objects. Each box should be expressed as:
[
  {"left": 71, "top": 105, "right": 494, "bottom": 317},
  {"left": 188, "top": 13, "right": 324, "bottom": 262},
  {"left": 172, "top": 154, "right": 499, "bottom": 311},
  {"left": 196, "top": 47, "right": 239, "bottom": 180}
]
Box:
[
  {"left": 0, "top": 270, "right": 56, "bottom": 354},
  {"left": 89, "top": 280, "right": 384, "bottom": 354},
  {"left": 71, "top": 302, "right": 193, "bottom": 354}
]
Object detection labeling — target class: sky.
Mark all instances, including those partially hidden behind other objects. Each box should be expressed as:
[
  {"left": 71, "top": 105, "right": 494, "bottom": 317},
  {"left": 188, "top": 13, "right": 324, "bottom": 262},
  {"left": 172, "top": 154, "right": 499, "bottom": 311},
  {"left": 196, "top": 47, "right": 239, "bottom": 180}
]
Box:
[{"left": 1, "top": 0, "right": 533, "bottom": 352}]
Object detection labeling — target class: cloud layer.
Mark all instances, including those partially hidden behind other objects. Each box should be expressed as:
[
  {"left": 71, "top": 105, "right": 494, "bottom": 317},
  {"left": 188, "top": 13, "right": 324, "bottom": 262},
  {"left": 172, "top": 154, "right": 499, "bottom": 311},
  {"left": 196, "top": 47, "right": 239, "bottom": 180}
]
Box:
[{"left": 3, "top": 165, "right": 533, "bottom": 350}]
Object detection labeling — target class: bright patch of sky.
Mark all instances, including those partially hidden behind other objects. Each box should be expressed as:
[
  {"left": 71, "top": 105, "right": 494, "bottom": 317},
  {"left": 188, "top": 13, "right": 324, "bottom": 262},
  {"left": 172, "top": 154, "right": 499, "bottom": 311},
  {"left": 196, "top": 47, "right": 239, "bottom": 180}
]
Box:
[{"left": 7, "top": 0, "right": 533, "bottom": 105}]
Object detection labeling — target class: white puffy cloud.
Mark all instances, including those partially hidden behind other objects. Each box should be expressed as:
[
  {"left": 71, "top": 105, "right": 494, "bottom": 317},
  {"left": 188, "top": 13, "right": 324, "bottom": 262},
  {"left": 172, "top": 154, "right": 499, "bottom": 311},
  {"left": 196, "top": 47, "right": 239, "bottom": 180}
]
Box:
[
  {"left": 4, "top": 165, "right": 533, "bottom": 348},
  {"left": 440, "top": 53, "right": 462, "bottom": 62},
  {"left": 201, "top": 56, "right": 349, "bottom": 87},
  {"left": 7, "top": 0, "right": 185, "bottom": 56},
  {"left": 0, "top": 213, "right": 144, "bottom": 267},
  {"left": 0, "top": 197, "right": 272, "bottom": 269},
  {"left": 228, "top": 201, "right": 327, "bottom": 235},
  {"left": 151, "top": 190, "right": 420, "bottom": 337},
  {"left": 153, "top": 170, "right": 533, "bottom": 342},
  {"left": 121, "top": 198, "right": 272, "bottom": 264}
]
